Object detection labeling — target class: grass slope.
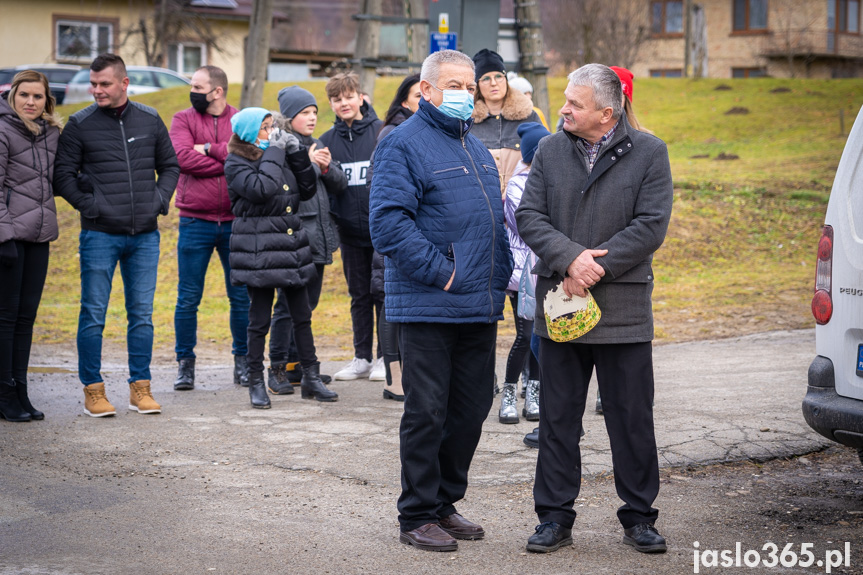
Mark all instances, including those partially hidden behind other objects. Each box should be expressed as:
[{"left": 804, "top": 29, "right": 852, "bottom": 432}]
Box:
[{"left": 42, "top": 77, "right": 863, "bottom": 356}]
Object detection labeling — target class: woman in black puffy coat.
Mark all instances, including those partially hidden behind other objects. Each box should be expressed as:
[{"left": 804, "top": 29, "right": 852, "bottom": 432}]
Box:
[{"left": 224, "top": 107, "right": 337, "bottom": 407}]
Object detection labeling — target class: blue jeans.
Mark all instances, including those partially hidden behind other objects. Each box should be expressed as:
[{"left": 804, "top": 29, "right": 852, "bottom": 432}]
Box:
[
  {"left": 77, "top": 229, "right": 160, "bottom": 385},
  {"left": 174, "top": 217, "right": 249, "bottom": 359}
]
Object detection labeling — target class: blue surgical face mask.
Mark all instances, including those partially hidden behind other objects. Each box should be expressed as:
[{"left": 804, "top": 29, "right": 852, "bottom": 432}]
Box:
[
  {"left": 257, "top": 139, "right": 270, "bottom": 151},
  {"left": 431, "top": 86, "right": 474, "bottom": 121}
]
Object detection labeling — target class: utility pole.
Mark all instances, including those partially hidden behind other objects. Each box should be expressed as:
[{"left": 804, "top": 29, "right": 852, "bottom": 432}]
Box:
[
  {"left": 683, "top": 0, "right": 692, "bottom": 77},
  {"left": 355, "top": 0, "right": 382, "bottom": 98},
  {"left": 514, "top": 0, "right": 550, "bottom": 124},
  {"left": 240, "top": 0, "right": 274, "bottom": 109},
  {"left": 405, "top": 0, "right": 428, "bottom": 71},
  {"left": 692, "top": 4, "right": 706, "bottom": 78}
]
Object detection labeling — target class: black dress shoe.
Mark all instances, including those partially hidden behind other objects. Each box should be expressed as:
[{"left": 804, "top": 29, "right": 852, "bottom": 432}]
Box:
[
  {"left": 523, "top": 427, "right": 539, "bottom": 448},
  {"left": 399, "top": 523, "right": 458, "bottom": 552},
  {"left": 523, "top": 426, "right": 584, "bottom": 449},
  {"left": 438, "top": 512, "right": 484, "bottom": 540},
  {"left": 623, "top": 523, "right": 667, "bottom": 553},
  {"left": 526, "top": 521, "right": 572, "bottom": 553}
]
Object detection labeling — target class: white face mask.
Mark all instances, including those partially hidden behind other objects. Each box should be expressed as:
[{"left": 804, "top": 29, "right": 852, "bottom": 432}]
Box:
[{"left": 430, "top": 85, "right": 475, "bottom": 121}]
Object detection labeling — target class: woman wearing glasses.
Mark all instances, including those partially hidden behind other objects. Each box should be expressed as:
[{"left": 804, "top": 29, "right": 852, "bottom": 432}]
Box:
[{"left": 470, "top": 49, "right": 541, "bottom": 196}]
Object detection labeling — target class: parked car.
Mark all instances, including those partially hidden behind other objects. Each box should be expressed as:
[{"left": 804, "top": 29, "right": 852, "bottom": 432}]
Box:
[
  {"left": 803, "top": 103, "right": 863, "bottom": 466},
  {"left": 0, "top": 64, "right": 82, "bottom": 105},
  {"left": 63, "top": 65, "right": 190, "bottom": 105}
]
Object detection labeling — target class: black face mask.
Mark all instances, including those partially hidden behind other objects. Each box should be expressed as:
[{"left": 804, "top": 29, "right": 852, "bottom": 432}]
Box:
[{"left": 190, "top": 90, "right": 214, "bottom": 114}]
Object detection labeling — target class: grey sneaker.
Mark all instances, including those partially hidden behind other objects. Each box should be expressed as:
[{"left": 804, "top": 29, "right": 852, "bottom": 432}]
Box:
[
  {"left": 498, "top": 383, "right": 519, "bottom": 424},
  {"left": 523, "top": 379, "right": 540, "bottom": 421}
]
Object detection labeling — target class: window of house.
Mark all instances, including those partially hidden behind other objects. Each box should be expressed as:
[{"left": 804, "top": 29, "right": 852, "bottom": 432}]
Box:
[
  {"left": 733, "top": 0, "right": 768, "bottom": 32},
  {"left": 650, "top": 69, "right": 683, "bottom": 78},
  {"left": 56, "top": 20, "right": 113, "bottom": 61},
  {"left": 732, "top": 67, "right": 767, "bottom": 78},
  {"left": 829, "top": 0, "right": 861, "bottom": 33},
  {"left": 168, "top": 43, "right": 206, "bottom": 76},
  {"left": 651, "top": 1, "right": 684, "bottom": 35}
]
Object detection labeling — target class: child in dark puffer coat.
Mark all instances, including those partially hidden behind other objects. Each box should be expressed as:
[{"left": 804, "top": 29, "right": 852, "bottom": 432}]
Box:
[{"left": 224, "top": 107, "right": 338, "bottom": 407}]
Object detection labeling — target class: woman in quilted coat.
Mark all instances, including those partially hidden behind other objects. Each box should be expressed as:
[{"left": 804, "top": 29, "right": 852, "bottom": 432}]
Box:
[
  {"left": 224, "top": 107, "right": 337, "bottom": 408},
  {"left": 0, "top": 70, "right": 63, "bottom": 422}
]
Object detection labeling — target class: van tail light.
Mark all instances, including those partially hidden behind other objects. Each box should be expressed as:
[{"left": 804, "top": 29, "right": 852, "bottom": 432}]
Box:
[{"left": 812, "top": 225, "right": 833, "bottom": 325}]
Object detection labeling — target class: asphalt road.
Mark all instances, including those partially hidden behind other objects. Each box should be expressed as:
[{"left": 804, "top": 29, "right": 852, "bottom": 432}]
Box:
[{"left": 2, "top": 329, "right": 861, "bottom": 574}]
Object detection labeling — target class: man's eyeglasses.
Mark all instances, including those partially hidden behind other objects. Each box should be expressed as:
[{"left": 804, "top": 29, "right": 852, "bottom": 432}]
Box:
[{"left": 479, "top": 73, "right": 505, "bottom": 85}]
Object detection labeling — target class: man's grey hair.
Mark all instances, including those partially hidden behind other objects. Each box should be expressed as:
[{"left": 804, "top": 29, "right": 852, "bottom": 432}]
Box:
[
  {"left": 421, "top": 50, "right": 475, "bottom": 86},
  {"left": 568, "top": 64, "right": 623, "bottom": 120}
]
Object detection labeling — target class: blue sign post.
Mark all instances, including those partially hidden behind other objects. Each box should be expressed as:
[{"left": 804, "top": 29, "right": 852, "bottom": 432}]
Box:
[{"left": 430, "top": 32, "right": 458, "bottom": 53}]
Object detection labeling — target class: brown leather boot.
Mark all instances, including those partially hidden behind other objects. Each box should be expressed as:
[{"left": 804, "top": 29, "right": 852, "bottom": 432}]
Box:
[
  {"left": 83, "top": 382, "right": 116, "bottom": 418},
  {"left": 129, "top": 380, "right": 161, "bottom": 414}
]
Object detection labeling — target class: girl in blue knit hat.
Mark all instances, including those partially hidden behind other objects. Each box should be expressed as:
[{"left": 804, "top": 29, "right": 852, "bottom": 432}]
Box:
[{"left": 224, "top": 107, "right": 339, "bottom": 408}]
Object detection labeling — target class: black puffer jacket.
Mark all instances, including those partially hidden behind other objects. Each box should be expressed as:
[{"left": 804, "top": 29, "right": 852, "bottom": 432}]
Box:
[
  {"left": 0, "top": 92, "right": 60, "bottom": 244},
  {"left": 318, "top": 101, "right": 381, "bottom": 247},
  {"left": 224, "top": 135, "right": 317, "bottom": 289},
  {"left": 53, "top": 101, "right": 179, "bottom": 234}
]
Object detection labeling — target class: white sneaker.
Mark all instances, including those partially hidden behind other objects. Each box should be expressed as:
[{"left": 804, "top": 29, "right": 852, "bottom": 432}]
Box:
[
  {"left": 333, "top": 357, "right": 373, "bottom": 380},
  {"left": 369, "top": 358, "right": 386, "bottom": 381}
]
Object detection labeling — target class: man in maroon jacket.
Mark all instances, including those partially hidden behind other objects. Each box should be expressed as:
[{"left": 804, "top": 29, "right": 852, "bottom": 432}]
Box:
[{"left": 169, "top": 65, "right": 249, "bottom": 390}]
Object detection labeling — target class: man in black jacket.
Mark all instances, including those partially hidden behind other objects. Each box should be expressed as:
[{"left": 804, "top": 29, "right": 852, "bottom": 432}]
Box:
[
  {"left": 319, "top": 72, "right": 385, "bottom": 382},
  {"left": 54, "top": 53, "right": 179, "bottom": 418}
]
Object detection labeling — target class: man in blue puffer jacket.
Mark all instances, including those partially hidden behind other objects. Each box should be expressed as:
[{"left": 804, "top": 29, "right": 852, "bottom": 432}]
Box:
[{"left": 369, "top": 49, "right": 512, "bottom": 553}]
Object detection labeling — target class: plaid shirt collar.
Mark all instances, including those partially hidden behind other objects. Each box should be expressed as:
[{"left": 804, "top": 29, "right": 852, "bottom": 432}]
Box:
[{"left": 581, "top": 121, "right": 619, "bottom": 172}]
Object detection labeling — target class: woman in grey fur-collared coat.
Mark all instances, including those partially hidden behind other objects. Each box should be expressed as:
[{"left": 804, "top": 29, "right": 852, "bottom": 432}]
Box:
[{"left": 471, "top": 49, "right": 541, "bottom": 196}]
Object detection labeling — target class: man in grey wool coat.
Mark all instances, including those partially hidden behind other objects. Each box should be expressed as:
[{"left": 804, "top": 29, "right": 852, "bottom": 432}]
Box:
[{"left": 516, "top": 63, "right": 674, "bottom": 555}]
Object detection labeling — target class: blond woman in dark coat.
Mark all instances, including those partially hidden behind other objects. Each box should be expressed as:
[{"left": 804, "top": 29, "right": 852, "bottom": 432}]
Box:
[{"left": 0, "top": 70, "right": 63, "bottom": 422}]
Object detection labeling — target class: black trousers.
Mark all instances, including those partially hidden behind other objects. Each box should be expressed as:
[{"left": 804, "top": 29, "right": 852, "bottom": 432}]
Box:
[
  {"left": 0, "top": 241, "right": 49, "bottom": 384},
  {"left": 505, "top": 294, "right": 538, "bottom": 383},
  {"left": 397, "top": 321, "right": 496, "bottom": 531},
  {"left": 269, "top": 263, "right": 324, "bottom": 363},
  {"left": 534, "top": 338, "right": 659, "bottom": 529},
  {"left": 340, "top": 242, "right": 382, "bottom": 361},
  {"left": 246, "top": 285, "right": 316, "bottom": 374}
]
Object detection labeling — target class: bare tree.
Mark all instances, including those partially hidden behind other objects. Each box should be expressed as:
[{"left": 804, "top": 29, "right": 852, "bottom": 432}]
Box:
[
  {"left": 121, "top": 0, "right": 226, "bottom": 68},
  {"left": 765, "top": 0, "right": 821, "bottom": 78},
  {"left": 541, "top": 0, "right": 650, "bottom": 71}
]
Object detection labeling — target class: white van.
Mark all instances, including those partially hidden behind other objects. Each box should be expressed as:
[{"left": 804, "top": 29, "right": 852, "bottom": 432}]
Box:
[{"left": 803, "top": 104, "right": 863, "bottom": 465}]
